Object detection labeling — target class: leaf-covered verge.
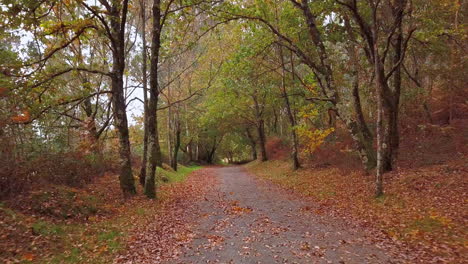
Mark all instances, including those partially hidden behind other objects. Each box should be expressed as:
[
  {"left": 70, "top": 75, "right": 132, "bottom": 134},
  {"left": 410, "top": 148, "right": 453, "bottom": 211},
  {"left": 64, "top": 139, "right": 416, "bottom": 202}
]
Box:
[
  {"left": 0, "top": 165, "right": 201, "bottom": 264},
  {"left": 246, "top": 155, "right": 467, "bottom": 263},
  {"left": 114, "top": 167, "right": 219, "bottom": 263}
]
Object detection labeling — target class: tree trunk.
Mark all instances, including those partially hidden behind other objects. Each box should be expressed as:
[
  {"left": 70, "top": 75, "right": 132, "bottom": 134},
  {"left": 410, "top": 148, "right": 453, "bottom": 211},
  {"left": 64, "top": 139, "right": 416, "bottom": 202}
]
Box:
[
  {"left": 111, "top": 71, "right": 136, "bottom": 197},
  {"left": 384, "top": 14, "right": 404, "bottom": 171},
  {"left": 167, "top": 59, "right": 173, "bottom": 167},
  {"left": 167, "top": 108, "right": 172, "bottom": 166},
  {"left": 171, "top": 119, "right": 181, "bottom": 171},
  {"left": 374, "top": 48, "right": 393, "bottom": 197},
  {"left": 340, "top": 14, "right": 377, "bottom": 173},
  {"left": 375, "top": 88, "right": 384, "bottom": 197},
  {"left": 374, "top": 45, "right": 388, "bottom": 197},
  {"left": 184, "top": 106, "right": 194, "bottom": 161},
  {"left": 109, "top": 1, "right": 136, "bottom": 197},
  {"left": 145, "top": 0, "right": 163, "bottom": 198},
  {"left": 138, "top": 0, "right": 149, "bottom": 186},
  {"left": 350, "top": 46, "right": 376, "bottom": 172},
  {"left": 252, "top": 95, "right": 268, "bottom": 162},
  {"left": 82, "top": 96, "right": 99, "bottom": 152},
  {"left": 383, "top": 107, "right": 397, "bottom": 172},
  {"left": 257, "top": 120, "right": 268, "bottom": 162},
  {"left": 195, "top": 138, "right": 199, "bottom": 161},
  {"left": 300, "top": 0, "right": 375, "bottom": 171},
  {"left": 341, "top": 117, "right": 377, "bottom": 171},
  {"left": 279, "top": 45, "right": 300, "bottom": 170},
  {"left": 246, "top": 128, "right": 257, "bottom": 160},
  {"left": 206, "top": 136, "right": 218, "bottom": 164},
  {"left": 272, "top": 107, "right": 279, "bottom": 134}
]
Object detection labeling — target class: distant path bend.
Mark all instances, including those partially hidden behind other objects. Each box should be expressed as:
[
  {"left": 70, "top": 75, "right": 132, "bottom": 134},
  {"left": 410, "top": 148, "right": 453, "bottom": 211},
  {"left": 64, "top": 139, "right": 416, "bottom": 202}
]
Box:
[{"left": 172, "top": 166, "right": 397, "bottom": 264}]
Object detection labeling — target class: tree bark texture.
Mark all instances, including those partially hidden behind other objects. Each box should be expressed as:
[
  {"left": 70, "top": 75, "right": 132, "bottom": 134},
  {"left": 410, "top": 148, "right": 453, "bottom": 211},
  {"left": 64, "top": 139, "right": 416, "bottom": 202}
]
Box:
[
  {"left": 145, "top": 0, "right": 163, "bottom": 199},
  {"left": 279, "top": 45, "right": 300, "bottom": 170},
  {"left": 138, "top": 0, "right": 149, "bottom": 186},
  {"left": 246, "top": 128, "right": 257, "bottom": 160},
  {"left": 109, "top": 0, "right": 136, "bottom": 197}
]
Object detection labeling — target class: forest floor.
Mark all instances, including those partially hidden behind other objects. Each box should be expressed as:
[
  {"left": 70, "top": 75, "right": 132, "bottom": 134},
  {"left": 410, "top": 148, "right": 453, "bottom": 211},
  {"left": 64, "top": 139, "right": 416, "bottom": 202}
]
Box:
[
  {"left": 117, "top": 166, "right": 414, "bottom": 264},
  {"left": 246, "top": 159, "right": 467, "bottom": 264},
  {"left": 117, "top": 124, "right": 468, "bottom": 264},
  {"left": 0, "top": 165, "right": 203, "bottom": 264},
  {"left": 1, "top": 161, "right": 465, "bottom": 263},
  {"left": 1, "top": 125, "right": 466, "bottom": 263},
  {"left": 249, "top": 124, "right": 468, "bottom": 263}
]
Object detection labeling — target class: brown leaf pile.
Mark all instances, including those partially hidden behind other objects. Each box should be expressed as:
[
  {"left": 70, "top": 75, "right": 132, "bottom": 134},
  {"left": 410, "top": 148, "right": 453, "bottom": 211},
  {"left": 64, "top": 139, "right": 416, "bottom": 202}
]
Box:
[
  {"left": 114, "top": 168, "right": 218, "bottom": 264},
  {"left": 0, "top": 167, "right": 211, "bottom": 263}
]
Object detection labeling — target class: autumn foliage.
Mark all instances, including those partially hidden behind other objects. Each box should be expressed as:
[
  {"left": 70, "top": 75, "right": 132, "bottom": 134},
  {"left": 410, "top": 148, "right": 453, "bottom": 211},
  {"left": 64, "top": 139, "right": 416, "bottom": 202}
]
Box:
[
  {"left": 0, "top": 0, "right": 466, "bottom": 262},
  {"left": 247, "top": 120, "right": 468, "bottom": 263}
]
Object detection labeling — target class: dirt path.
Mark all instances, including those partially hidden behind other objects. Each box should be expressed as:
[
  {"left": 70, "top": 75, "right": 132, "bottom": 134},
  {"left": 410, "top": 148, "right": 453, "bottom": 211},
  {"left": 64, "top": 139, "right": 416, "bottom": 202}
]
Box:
[{"left": 167, "top": 167, "right": 398, "bottom": 264}]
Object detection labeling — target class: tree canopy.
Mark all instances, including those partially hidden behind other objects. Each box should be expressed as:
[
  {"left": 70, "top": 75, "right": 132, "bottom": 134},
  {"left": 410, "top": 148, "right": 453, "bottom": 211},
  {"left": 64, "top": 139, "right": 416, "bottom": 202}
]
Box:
[{"left": 1, "top": 0, "right": 466, "bottom": 198}]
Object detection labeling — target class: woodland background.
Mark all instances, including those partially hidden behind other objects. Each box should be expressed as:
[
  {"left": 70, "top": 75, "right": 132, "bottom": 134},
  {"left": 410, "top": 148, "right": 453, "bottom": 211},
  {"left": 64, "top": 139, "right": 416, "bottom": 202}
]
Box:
[{"left": 0, "top": 0, "right": 467, "bottom": 263}]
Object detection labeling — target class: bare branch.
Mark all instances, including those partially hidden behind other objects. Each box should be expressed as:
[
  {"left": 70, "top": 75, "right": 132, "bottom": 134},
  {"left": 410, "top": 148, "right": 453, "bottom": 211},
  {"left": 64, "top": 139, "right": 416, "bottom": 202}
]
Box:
[
  {"left": 30, "top": 67, "right": 111, "bottom": 89},
  {"left": 20, "top": 91, "right": 112, "bottom": 125},
  {"left": 157, "top": 90, "right": 203, "bottom": 111},
  {"left": 305, "top": 96, "right": 335, "bottom": 102}
]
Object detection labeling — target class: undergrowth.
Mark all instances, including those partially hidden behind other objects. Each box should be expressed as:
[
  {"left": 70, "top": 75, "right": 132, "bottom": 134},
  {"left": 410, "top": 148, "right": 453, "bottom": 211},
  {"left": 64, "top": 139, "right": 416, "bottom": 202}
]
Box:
[{"left": 0, "top": 165, "right": 201, "bottom": 263}]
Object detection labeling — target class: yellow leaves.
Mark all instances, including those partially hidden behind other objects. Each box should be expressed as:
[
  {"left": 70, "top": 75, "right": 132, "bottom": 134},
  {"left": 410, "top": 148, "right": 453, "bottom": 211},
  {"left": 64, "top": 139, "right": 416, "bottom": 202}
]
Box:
[
  {"left": 407, "top": 229, "right": 422, "bottom": 239},
  {"left": 301, "top": 108, "right": 319, "bottom": 119},
  {"left": 387, "top": 230, "right": 398, "bottom": 240},
  {"left": 429, "top": 211, "right": 452, "bottom": 226},
  {"left": 298, "top": 104, "right": 319, "bottom": 119},
  {"left": 296, "top": 126, "right": 334, "bottom": 153},
  {"left": 305, "top": 84, "right": 318, "bottom": 95},
  {"left": 42, "top": 21, "right": 66, "bottom": 35},
  {"left": 296, "top": 103, "right": 334, "bottom": 153}
]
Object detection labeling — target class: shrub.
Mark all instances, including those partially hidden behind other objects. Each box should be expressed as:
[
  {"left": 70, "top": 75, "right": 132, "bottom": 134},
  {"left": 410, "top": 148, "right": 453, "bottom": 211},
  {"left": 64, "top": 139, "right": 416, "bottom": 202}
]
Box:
[{"left": 0, "top": 150, "right": 115, "bottom": 199}]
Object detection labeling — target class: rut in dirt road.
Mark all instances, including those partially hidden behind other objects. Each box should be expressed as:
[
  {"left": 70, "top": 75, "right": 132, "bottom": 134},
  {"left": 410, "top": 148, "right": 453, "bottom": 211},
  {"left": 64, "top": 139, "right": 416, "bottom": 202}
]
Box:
[{"left": 170, "top": 167, "right": 399, "bottom": 264}]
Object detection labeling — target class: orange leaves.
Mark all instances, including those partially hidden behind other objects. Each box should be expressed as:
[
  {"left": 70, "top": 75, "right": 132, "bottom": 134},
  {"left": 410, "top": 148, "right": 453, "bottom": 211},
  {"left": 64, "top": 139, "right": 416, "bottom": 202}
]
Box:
[
  {"left": 228, "top": 200, "right": 253, "bottom": 215},
  {"left": 205, "top": 234, "right": 225, "bottom": 244},
  {"left": 22, "top": 253, "right": 35, "bottom": 261},
  {"left": 10, "top": 110, "right": 31, "bottom": 124},
  {"left": 230, "top": 205, "right": 253, "bottom": 214}
]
